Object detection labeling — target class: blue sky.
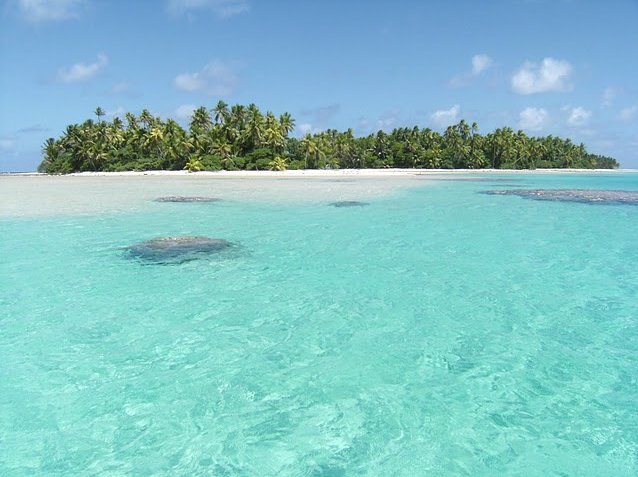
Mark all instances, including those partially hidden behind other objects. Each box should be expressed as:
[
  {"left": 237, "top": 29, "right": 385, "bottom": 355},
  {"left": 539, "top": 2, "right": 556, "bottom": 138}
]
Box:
[{"left": 1, "top": 0, "right": 637, "bottom": 171}]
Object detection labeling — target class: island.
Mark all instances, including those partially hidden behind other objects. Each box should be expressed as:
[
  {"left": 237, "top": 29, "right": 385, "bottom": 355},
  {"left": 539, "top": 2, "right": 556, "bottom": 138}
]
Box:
[{"left": 38, "top": 101, "right": 619, "bottom": 173}]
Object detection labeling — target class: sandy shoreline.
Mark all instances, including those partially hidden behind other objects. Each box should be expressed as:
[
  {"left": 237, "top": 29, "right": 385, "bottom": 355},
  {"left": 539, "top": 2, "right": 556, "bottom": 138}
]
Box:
[
  {"left": 3, "top": 168, "right": 636, "bottom": 178},
  {"left": 1, "top": 168, "right": 635, "bottom": 217}
]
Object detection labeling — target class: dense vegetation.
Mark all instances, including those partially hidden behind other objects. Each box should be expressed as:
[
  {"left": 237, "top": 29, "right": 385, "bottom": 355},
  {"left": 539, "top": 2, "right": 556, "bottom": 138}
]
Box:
[{"left": 38, "top": 102, "right": 619, "bottom": 173}]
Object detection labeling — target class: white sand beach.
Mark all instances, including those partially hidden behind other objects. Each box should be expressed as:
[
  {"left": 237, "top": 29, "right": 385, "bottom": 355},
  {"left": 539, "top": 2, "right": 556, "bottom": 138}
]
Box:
[
  {"left": 11, "top": 167, "right": 634, "bottom": 177},
  {"left": 0, "top": 170, "right": 422, "bottom": 217},
  {"left": 1, "top": 168, "right": 634, "bottom": 218}
]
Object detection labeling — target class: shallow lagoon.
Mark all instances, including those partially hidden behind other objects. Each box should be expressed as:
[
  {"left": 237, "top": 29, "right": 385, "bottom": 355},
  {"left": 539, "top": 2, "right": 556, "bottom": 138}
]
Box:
[{"left": 1, "top": 172, "right": 637, "bottom": 476}]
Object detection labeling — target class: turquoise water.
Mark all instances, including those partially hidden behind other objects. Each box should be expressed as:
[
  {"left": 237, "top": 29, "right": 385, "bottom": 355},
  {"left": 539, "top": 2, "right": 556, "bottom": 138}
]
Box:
[{"left": 1, "top": 174, "right": 637, "bottom": 476}]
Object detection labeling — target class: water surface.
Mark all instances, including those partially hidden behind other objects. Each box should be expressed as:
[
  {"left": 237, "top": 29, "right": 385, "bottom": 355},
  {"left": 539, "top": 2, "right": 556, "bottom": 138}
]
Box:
[{"left": 1, "top": 173, "right": 637, "bottom": 476}]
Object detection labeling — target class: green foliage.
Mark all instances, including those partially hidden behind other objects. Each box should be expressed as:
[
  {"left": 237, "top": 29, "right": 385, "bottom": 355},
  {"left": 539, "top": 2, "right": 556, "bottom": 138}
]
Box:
[
  {"left": 37, "top": 105, "right": 619, "bottom": 174},
  {"left": 200, "top": 154, "right": 222, "bottom": 171},
  {"left": 184, "top": 156, "right": 203, "bottom": 172},
  {"left": 242, "top": 147, "right": 275, "bottom": 170},
  {"left": 269, "top": 155, "right": 288, "bottom": 171}
]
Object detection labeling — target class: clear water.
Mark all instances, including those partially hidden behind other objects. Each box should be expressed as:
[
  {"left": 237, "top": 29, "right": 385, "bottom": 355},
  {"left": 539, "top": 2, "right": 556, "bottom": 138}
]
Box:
[{"left": 1, "top": 173, "right": 637, "bottom": 476}]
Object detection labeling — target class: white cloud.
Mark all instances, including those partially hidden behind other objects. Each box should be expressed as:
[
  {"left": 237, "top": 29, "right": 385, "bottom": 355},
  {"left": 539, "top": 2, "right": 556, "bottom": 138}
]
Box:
[
  {"left": 430, "top": 105, "right": 460, "bottom": 128},
  {"left": 174, "top": 61, "right": 238, "bottom": 96},
  {"left": 449, "top": 54, "right": 493, "bottom": 87},
  {"left": 298, "top": 123, "right": 314, "bottom": 135},
  {"left": 511, "top": 58, "right": 572, "bottom": 95},
  {"left": 167, "top": 0, "right": 249, "bottom": 18},
  {"left": 174, "top": 104, "right": 197, "bottom": 121},
  {"left": 565, "top": 106, "right": 592, "bottom": 127},
  {"left": 105, "top": 106, "right": 125, "bottom": 119},
  {"left": 471, "top": 54, "right": 493, "bottom": 75},
  {"left": 17, "top": 0, "right": 84, "bottom": 23},
  {"left": 619, "top": 106, "right": 637, "bottom": 122},
  {"left": 519, "top": 107, "right": 549, "bottom": 131},
  {"left": 57, "top": 53, "right": 108, "bottom": 83},
  {"left": 602, "top": 87, "right": 617, "bottom": 107},
  {"left": 297, "top": 123, "right": 329, "bottom": 136}
]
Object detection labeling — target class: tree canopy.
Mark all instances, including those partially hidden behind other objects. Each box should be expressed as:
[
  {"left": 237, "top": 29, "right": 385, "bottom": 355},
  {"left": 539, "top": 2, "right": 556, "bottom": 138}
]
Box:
[{"left": 38, "top": 102, "right": 619, "bottom": 173}]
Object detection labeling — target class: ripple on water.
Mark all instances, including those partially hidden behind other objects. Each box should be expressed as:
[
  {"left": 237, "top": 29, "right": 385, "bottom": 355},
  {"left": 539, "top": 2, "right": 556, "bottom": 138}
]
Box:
[{"left": 2, "top": 173, "right": 638, "bottom": 476}]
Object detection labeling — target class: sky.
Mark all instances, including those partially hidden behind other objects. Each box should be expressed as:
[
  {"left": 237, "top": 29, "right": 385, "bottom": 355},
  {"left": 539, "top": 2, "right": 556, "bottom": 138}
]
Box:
[{"left": 0, "top": 0, "right": 637, "bottom": 171}]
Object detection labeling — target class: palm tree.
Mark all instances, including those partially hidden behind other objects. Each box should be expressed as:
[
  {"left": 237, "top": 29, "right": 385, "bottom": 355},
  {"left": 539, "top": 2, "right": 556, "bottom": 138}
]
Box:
[
  {"left": 144, "top": 126, "right": 165, "bottom": 166},
  {"left": 513, "top": 130, "right": 529, "bottom": 168},
  {"left": 229, "top": 104, "right": 246, "bottom": 131},
  {"left": 334, "top": 134, "right": 352, "bottom": 168},
  {"left": 94, "top": 107, "right": 105, "bottom": 123},
  {"left": 244, "top": 105, "right": 264, "bottom": 151},
  {"left": 279, "top": 112, "right": 295, "bottom": 137},
  {"left": 190, "top": 107, "right": 212, "bottom": 133},
  {"left": 527, "top": 139, "right": 546, "bottom": 169},
  {"left": 139, "top": 109, "right": 154, "bottom": 130},
  {"left": 36, "top": 102, "right": 617, "bottom": 173},
  {"left": 213, "top": 100, "right": 229, "bottom": 125},
  {"left": 162, "top": 119, "right": 187, "bottom": 169},
  {"left": 373, "top": 131, "right": 391, "bottom": 166},
  {"left": 125, "top": 112, "right": 138, "bottom": 130},
  {"left": 212, "top": 138, "right": 234, "bottom": 170},
  {"left": 466, "top": 122, "right": 486, "bottom": 168},
  {"left": 264, "top": 113, "right": 285, "bottom": 154},
  {"left": 301, "top": 134, "right": 318, "bottom": 169},
  {"left": 39, "top": 138, "right": 60, "bottom": 172},
  {"left": 443, "top": 123, "right": 470, "bottom": 167}
]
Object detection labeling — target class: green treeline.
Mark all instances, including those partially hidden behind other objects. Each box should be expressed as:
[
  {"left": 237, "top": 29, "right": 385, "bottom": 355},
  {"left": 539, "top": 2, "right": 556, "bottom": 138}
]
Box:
[{"left": 38, "top": 101, "right": 619, "bottom": 173}]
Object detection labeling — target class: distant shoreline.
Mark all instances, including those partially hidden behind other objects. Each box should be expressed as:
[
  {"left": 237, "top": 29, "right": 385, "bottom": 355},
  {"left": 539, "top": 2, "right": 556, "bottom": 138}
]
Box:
[{"left": 3, "top": 168, "right": 637, "bottom": 177}]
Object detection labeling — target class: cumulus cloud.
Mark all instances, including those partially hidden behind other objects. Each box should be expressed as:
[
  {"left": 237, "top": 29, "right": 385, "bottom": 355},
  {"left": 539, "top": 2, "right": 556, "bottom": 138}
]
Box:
[
  {"left": 449, "top": 54, "right": 493, "bottom": 87},
  {"left": 519, "top": 107, "right": 549, "bottom": 131},
  {"left": 174, "top": 104, "right": 197, "bottom": 121},
  {"left": 564, "top": 106, "right": 592, "bottom": 127},
  {"left": 174, "top": 61, "right": 238, "bottom": 96},
  {"left": 430, "top": 105, "right": 460, "bottom": 128},
  {"left": 57, "top": 53, "right": 108, "bottom": 83},
  {"left": 167, "top": 0, "right": 249, "bottom": 18},
  {"left": 472, "top": 54, "right": 493, "bottom": 75},
  {"left": 511, "top": 58, "right": 572, "bottom": 95},
  {"left": 17, "top": 0, "right": 84, "bottom": 23},
  {"left": 619, "top": 106, "right": 636, "bottom": 122}
]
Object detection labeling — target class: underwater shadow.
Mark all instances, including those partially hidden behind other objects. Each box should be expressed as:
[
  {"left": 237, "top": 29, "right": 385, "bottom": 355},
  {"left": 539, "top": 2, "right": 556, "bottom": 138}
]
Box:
[
  {"left": 123, "top": 236, "right": 241, "bottom": 265},
  {"left": 481, "top": 189, "right": 638, "bottom": 205}
]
